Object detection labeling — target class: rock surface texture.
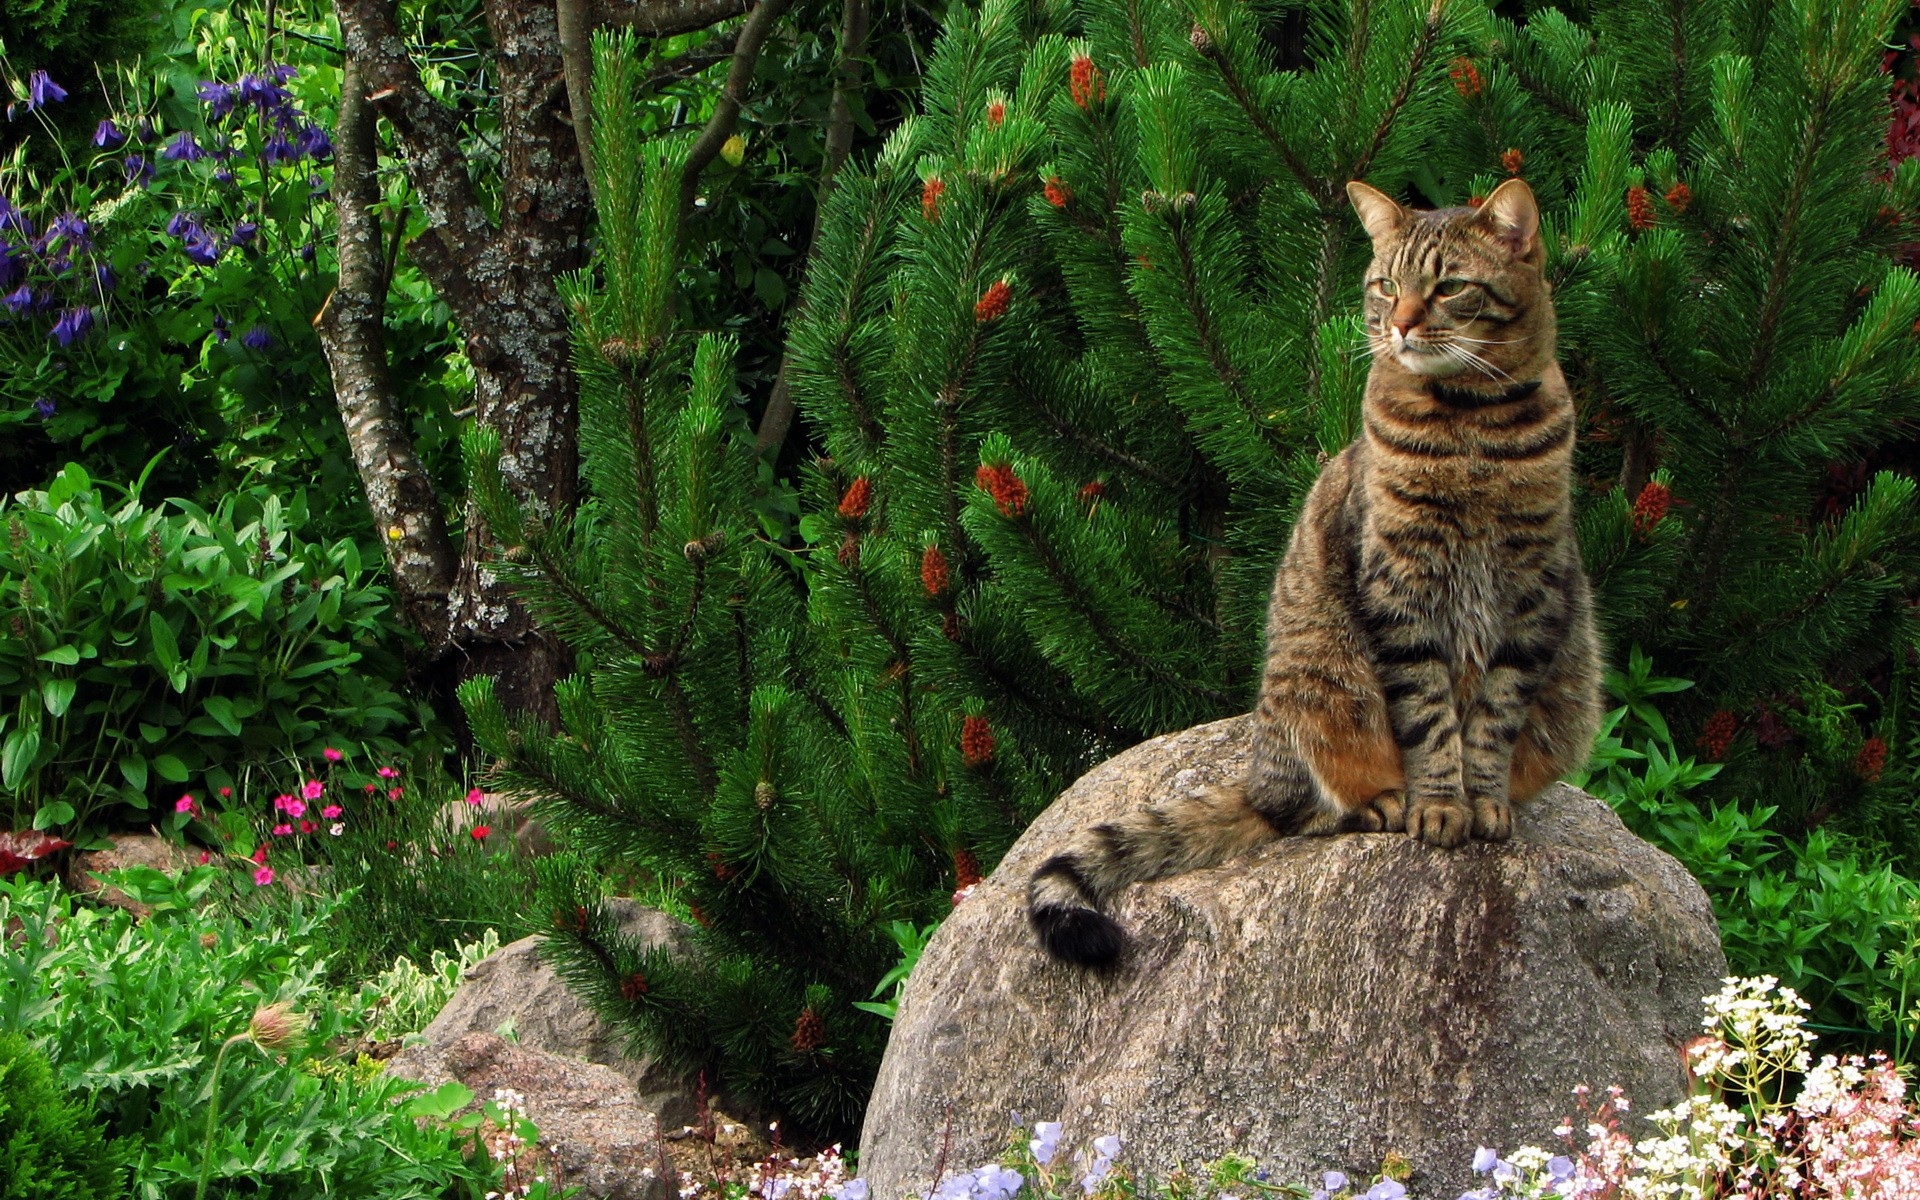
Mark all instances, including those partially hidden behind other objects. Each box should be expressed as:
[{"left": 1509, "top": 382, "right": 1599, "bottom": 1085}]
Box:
[
  {"left": 66, "top": 831, "right": 199, "bottom": 916},
  {"left": 860, "top": 716, "right": 1726, "bottom": 1199},
  {"left": 412, "top": 898, "right": 700, "bottom": 1126},
  {"left": 389, "top": 1031, "right": 667, "bottom": 1200}
]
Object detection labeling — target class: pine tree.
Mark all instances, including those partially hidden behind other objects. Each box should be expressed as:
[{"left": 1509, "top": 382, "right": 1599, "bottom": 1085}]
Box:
[{"left": 461, "top": 0, "right": 1920, "bottom": 1138}]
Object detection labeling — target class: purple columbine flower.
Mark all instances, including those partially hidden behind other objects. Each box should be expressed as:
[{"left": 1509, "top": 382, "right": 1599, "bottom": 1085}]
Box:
[
  {"left": 229, "top": 220, "right": 258, "bottom": 247},
  {"left": 160, "top": 131, "right": 205, "bottom": 162},
  {"left": 49, "top": 306, "right": 93, "bottom": 346},
  {"left": 266, "top": 63, "right": 297, "bottom": 84},
  {"left": 262, "top": 133, "right": 295, "bottom": 164},
  {"left": 135, "top": 117, "right": 154, "bottom": 142},
  {"left": 196, "top": 80, "right": 238, "bottom": 119},
  {"left": 241, "top": 324, "right": 271, "bottom": 349},
  {"left": 48, "top": 211, "right": 88, "bottom": 251},
  {"left": 294, "top": 124, "right": 332, "bottom": 159},
  {"left": 93, "top": 118, "right": 125, "bottom": 147},
  {"left": 27, "top": 71, "right": 67, "bottom": 111},
  {"left": 212, "top": 168, "right": 235, "bottom": 185},
  {"left": 165, "top": 210, "right": 198, "bottom": 237},
  {"left": 237, "top": 73, "right": 290, "bottom": 114},
  {"left": 298, "top": 242, "right": 315, "bottom": 262},
  {"left": 123, "top": 154, "right": 154, "bottom": 187},
  {"left": 0, "top": 198, "right": 28, "bottom": 236},
  {"left": 0, "top": 242, "right": 17, "bottom": 290},
  {"left": 183, "top": 229, "right": 220, "bottom": 266},
  {"left": 93, "top": 263, "right": 115, "bottom": 294},
  {"left": 3, "top": 285, "right": 32, "bottom": 313},
  {"left": 307, "top": 174, "right": 329, "bottom": 199},
  {"left": 33, "top": 397, "right": 55, "bottom": 419},
  {"left": 212, "top": 313, "right": 230, "bottom": 343}
]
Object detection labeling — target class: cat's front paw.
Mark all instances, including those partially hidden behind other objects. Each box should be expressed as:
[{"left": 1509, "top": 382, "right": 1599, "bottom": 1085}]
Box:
[
  {"left": 1407, "top": 793, "right": 1472, "bottom": 848},
  {"left": 1355, "top": 790, "right": 1406, "bottom": 833},
  {"left": 1470, "top": 794, "right": 1512, "bottom": 842}
]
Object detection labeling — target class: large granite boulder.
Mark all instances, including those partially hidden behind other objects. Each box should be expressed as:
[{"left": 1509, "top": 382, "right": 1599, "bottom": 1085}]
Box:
[
  {"left": 411, "top": 898, "right": 702, "bottom": 1127},
  {"left": 860, "top": 716, "right": 1726, "bottom": 1198},
  {"left": 389, "top": 1031, "right": 667, "bottom": 1200}
]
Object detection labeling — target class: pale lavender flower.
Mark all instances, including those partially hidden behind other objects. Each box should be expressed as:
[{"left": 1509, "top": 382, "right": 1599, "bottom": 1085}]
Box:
[
  {"left": 1029, "top": 1122, "right": 1063, "bottom": 1166},
  {"left": 1362, "top": 1184, "right": 1405, "bottom": 1200},
  {"left": 1324, "top": 1172, "right": 1348, "bottom": 1192},
  {"left": 123, "top": 154, "right": 154, "bottom": 186},
  {"left": 1092, "top": 1136, "right": 1121, "bottom": 1160},
  {"left": 1471, "top": 1148, "right": 1498, "bottom": 1174},
  {"left": 835, "top": 1182, "right": 869, "bottom": 1200}
]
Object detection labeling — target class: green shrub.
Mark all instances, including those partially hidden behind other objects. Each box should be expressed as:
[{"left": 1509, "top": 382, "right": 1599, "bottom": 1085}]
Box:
[
  {"left": 1574, "top": 649, "right": 1920, "bottom": 1061},
  {"left": 0, "top": 1032, "right": 125, "bottom": 1200},
  {"left": 0, "top": 463, "right": 441, "bottom": 833},
  {"left": 0, "top": 873, "right": 505, "bottom": 1198},
  {"left": 356, "top": 929, "right": 503, "bottom": 1043}
]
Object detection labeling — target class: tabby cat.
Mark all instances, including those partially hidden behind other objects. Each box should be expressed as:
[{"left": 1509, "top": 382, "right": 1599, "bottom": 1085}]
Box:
[{"left": 1028, "top": 178, "right": 1602, "bottom": 966}]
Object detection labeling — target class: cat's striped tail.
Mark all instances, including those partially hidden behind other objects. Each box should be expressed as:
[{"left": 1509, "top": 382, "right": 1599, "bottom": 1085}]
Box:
[{"left": 1027, "top": 782, "right": 1279, "bottom": 966}]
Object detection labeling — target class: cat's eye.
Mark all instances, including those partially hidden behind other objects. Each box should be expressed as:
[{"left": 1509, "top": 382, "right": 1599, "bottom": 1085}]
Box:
[
  {"left": 1433, "top": 278, "right": 1474, "bottom": 297},
  {"left": 1371, "top": 278, "right": 1397, "bottom": 296}
]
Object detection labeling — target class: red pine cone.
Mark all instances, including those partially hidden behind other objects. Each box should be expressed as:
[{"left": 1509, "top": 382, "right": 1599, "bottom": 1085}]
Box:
[
  {"left": 1070, "top": 56, "right": 1107, "bottom": 110},
  {"left": 941, "top": 612, "right": 961, "bottom": 641},
  {"left": 707, "top": 851, "right": 734, "bottom": 880},
  {"left": 1855, "top": 735, "right": 1888, "bottom": 784},
  {"left": 975, "top": 462, "right": 1029, "bottom": 517},
  {"left": 1664, "top": 182, "right": 1693, "bottom": 214},
  {"left": 791, "top": 1006, "right": 826, "bottom": 1053},
  {"left": 620, "top": 971, "right": 649, "bottom": 1000},
  {"left": 688, "top": 902, "right": 710, "bottom": 928},
  {"left": 1696, "top": 709, "right": 1738, "bottom": 762},
  {"left": 1079, "top": 479, "right": 1105, "bottom": 509},
  {"left": 1754, "top": 708, "right": 1795, "bottom": 750},
  {"left": 1449, "top": 58, "right": 1483, "bottom": 99},
  {"left": 961, "top": 714, "right": 997, "bottom": 767},
  {"left": 1044, "top": 176, "right": 1071, "bottom": 208},
  {"left": 922, "top": 177, "right": 946, "bottom": 221},
  {"left": 837, "top": 476, "right": 872, "bottom": 519},
  {"left": 1467, "top": 194, "right": 1485, "bottom": 208},
  {"left": 975, "top": 280, "right": 1012, "bottom": 323},
  {"left": 1626, "top": 185, "right": 1655, "bottom": 231},
  {"left": 1500, "top": 147, "right": 1525, "bottom": 175},
  {"left": 921, "top": 543, "right": 951, "bottom": 597},
  {"left": 953, "top": 846, "right": 982, "bottom": 890},
  {"left": 836, "top": 533, "right": 861, "bottom": 566},
  {"left": 1631, "top": 480, "right": 1671, "bottom": 537},
  {"left": 987, "top": 100, "right": 1006, "bottom": 128}
]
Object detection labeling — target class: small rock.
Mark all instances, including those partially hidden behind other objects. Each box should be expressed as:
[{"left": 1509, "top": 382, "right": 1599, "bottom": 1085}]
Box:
[
  {"left": 389, "top": 1031, "right": 667, "bottom": 1200},
  {"left": 418, "top": 898, "right": 701, "bottom": 1126},
  {"left": 66, "top": 831, "right": 198, "bottom": 917}
]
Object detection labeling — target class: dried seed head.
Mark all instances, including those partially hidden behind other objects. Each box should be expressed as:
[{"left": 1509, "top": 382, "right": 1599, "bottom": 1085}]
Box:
[{"left": 247, "top": 1001, "right": 306, "bottom": 1052}]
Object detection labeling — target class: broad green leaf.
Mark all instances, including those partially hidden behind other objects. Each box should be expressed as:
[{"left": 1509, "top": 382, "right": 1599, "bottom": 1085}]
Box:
[
  {"left": 36, "top": 646, "right": 81, "bottom": 666},
  {"left": 41, "top": 679, "right": 76, "bottom": 717},
  {"left": 153, "top": 754, "right": 189, "bottom": 783},
  {"left": 2, "top": 728, "right": 40, "bottom": 790}
]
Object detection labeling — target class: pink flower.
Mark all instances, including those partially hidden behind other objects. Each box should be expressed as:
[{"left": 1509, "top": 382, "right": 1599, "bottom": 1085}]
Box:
[
  {"left": 298, "top": 819, "right": 316, "bottom": 834},
  {"left": 251, "top": 845, "right": 269, "bottom": 866},
  {"left": 253, "top": 865, "right": 274, "bottom": 886},
  {"left": 471, "top": 825, "right": 491, "bottom": 841},
  {"left": 272, "top": 823, "right": 293, "bottom": 836},
  {"left": 377, "top": 766, "right": 398, "bottom": 780},
  {"left": 363, "top": 782, "right": 377, "bottom": 794},
  {"left": 465, "top": 788, "right": 484, "bottom": 807},
  {"left": 278, "top": 797, "right": 306, "bottom": 818},
  {"left": 321, "top": 804, "right": 342, "bottom": 819},
  {"left": 175, "top": 794, "right": 196, "bottom": 814},
  {"left": 218, "top": 786, "right": 232, "bottom": 799},
  {"left": 388, "top": 787, "right": 403, "bottom": 800},
  {"left": 197, "top": 850, "right": 211, "bottom": 865},
  {"left": 323, "top": 747, "right": 343, "bottom": 762},
  {"left": 301, "top": 779, "right": 324, "bottom": 801}
]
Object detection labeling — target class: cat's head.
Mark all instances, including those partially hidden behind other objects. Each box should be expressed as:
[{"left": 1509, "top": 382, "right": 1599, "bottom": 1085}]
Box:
[{"left": 1346, "top": 178, "right": 1552, "bottom": 381}]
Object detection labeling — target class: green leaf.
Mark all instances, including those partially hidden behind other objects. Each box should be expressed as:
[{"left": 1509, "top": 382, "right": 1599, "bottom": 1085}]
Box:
[
  {"left": 119, "top": 754, "right": 149, "bottom": 790},
  {"left": 202, "top": 696, "right": 242, "bottom": 737},
  {"left": 153, "top": 754, "right": 190, "bottom": 783},
  {"left": 36, "top": 645, "right": 81, "bottom": 665},
  {"left": 2, "top": 727, "right": 40, "bottom": 790},
  {"left": 400, "top": 1081, "right": 475, "bottom": 1119},
  {"left": 148, "top": 611, "right": 181, "bottom": 675},
  {"left": 32, "top": 800, "right": 74, "bottom": 829},
  {"left": 41, "top": 679, "right": 76, "bottom": 717}
]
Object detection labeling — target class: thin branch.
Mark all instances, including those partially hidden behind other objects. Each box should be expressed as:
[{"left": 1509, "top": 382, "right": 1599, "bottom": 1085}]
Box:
[
  {"left": 592, "top": 0, "right": 751, "bottom": 35},
  {"left": 557, "top": 0, "right": 599, "bottom": 195},
  {"left": 315, "top": 54, "right": 459, "bottom": 648},
  {"left": 753, "top": 0, "right": 870, "bottom": 455},
  {"left": 678, "top": 0, "right": 800, "bottom": 222},
  {"left": 644, "top": 30, "right": 740, "bottom": 91}
]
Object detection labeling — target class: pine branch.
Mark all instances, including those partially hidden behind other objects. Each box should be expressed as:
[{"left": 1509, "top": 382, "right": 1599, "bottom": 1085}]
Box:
[{"left": 1346, "top": 0, "right": 1444, "bottom": 183}]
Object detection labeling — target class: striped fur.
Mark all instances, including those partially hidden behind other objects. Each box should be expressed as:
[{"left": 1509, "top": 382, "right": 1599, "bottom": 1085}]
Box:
[{"left": 1030, "top": 179, "right": 1603, "bottom": 966}]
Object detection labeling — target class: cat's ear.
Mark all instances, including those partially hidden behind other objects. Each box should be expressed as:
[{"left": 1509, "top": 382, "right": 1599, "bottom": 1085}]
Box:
[
  {"left": 1473, "top": 178, "right": 1541, "bottom": 259},
  {"left": 1346, "top": 181, "right": 1410, "bottom": 245}
]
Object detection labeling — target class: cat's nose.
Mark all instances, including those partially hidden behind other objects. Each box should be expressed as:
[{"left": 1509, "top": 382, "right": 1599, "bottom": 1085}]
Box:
[{"left": 1391, "top": 315, "right": 1420, "bottom": 336}]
